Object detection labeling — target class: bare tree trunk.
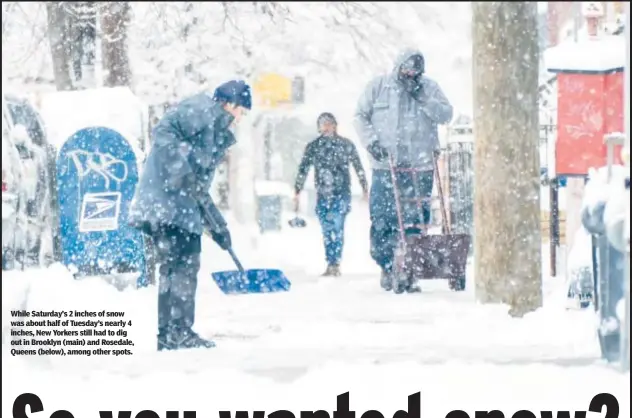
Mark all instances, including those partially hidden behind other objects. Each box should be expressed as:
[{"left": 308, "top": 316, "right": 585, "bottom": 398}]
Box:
[
  {"left": 46, "top": 2, "right": 74, "bottom": 91},
  {"left": 100, "top": 1, "right": 132, "bottom": 87},
  {"left": 66, "top": 2, "right": 97, "bottom": 84},
  {"left": 472, "top": 2, "right": 542, "bottom": 317}
]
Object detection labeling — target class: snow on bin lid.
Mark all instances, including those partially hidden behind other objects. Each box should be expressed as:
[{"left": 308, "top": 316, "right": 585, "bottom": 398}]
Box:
[
  {"left": 254, "top": 180, "right": 293, "bottom": 197},
  {"left": 545, "top": 35, "right": 625, "bottom": 74}
]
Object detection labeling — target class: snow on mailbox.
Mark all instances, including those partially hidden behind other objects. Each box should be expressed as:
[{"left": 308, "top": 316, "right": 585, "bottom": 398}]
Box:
[{"left": 544, "top": 3, "right": 626, "bottom": 177}]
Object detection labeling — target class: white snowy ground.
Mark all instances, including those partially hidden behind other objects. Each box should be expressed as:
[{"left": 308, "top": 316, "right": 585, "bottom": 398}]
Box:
[{"left": 2, "top": 200, "right": 629, "bottom": 417}]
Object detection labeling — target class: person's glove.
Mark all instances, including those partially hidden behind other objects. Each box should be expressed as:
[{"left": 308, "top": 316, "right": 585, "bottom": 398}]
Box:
[
  {"left": 367, "top": 141, "right": 389, "bottom": 162},
  {"left": 412, "top": 77, "right": 424, "bottom": 97},
  {"left": 210, "top": 228, "right": 232, "bottom": 251}
]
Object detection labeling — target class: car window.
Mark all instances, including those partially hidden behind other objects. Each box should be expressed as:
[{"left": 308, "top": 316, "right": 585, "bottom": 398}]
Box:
[
  {"left": 7, "top": 100, "right": 47, "bottom": 148},
  {"left": 2, "top": 109, "right": 10, "bottom": 141},
  {"left": 2, "top": 114, "right": 17, "bottom": 187}
]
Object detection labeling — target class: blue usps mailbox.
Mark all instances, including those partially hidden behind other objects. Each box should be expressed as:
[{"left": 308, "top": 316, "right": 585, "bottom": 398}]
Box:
[{"left": 56, "top": 126, "right": 149, "bottom": 287}]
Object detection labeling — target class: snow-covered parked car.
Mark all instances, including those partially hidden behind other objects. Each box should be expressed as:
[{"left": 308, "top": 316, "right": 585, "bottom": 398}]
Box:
[
  {"left": 2, "top": 107, "right": 25, "bottom": 262},
  {"left": 581, "top": 161, "right": 629, "bottom": 363},
  {"left": 1, "top": 94, "right": 59, "bottom": 270}
]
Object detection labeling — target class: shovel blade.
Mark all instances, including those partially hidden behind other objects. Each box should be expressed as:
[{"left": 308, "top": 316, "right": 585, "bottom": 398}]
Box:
[
  {"left": 288, "top": 217, "right": 307, "bottom": 228},
  {"left": 211, "top": 268, "right": 291, "bottom": 295}
]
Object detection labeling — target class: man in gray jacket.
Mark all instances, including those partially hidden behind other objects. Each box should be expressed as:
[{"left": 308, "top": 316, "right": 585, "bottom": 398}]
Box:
[{"left": 353, "top": 48, "right": 453, "bottom": 292}]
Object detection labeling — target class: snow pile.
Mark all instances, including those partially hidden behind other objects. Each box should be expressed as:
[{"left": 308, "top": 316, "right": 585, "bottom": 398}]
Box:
[
  {"left": 2, "top": 205, "right": 628, "bottom": 416},
  {"left": 1, "top": 263, "right": 154, "bottom": 352},
  {"left": 2, "top": 263, "right": 630, "bottom": 417},
  {"left": 582, "top": 165, "right": 629, "bottom": 214},
  {"left": 602, "top": 166, "right": 630, "bottom": 253}
]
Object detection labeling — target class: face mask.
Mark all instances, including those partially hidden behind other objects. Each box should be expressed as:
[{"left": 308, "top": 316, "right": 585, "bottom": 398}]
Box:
[
  {"left": 398, "top": 54, "right": 424, "bottom": 93},
  {"left": 399, "top": 72, "right": 422, "bottom": 93}
]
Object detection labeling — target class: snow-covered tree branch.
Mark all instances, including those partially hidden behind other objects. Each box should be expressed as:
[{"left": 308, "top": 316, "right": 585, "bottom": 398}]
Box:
[{"left": 2, "top": 1, "right": 472, "bottom": 111}]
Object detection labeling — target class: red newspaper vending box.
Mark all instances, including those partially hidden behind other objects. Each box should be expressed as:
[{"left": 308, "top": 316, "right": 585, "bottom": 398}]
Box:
[{"left": 545, "top": 35, "right": 626, "bottom": 176}]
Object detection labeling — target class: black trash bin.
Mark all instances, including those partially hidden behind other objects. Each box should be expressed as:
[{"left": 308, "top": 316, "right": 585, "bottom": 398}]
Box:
[{"left": 255, "top": 180, "right": 290, "bottom": 234}]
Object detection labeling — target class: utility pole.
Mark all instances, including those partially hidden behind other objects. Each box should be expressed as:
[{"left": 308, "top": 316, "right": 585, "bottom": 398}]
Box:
[{"left": 472, "top": 2, "right": 543, "bottom": 317}]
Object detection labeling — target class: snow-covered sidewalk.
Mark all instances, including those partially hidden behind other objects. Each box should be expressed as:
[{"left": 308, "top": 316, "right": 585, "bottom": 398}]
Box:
[{"left": 2, "top": 205, "right": 629, "bottom": 417}]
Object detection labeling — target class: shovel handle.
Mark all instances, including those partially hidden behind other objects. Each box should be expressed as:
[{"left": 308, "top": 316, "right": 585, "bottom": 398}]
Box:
[
  {"left": 199, "top": 199, "right": 246, "bottom": 274},
  {"left": 227, "top": 247, "right": 245, "bottom": 273}
]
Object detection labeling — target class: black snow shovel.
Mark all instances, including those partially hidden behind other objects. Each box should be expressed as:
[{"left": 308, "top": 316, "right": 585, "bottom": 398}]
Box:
[
  {"left": 389, "top": 154, "right": 471, "bottom": 293},
  {"left": 201, "top": 205, "right": 292, "bottom": 295}
]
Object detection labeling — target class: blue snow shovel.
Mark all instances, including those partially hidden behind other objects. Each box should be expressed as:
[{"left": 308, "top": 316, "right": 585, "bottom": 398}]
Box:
[
  {"left": 201, "top": 204, "right": 291, "bottom": 295},
  {"left": 211, "top": 247, "right": 291, "bottom": 295}
]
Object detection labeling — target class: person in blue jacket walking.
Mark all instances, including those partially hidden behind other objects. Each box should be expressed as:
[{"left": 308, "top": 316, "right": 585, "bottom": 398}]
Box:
[
  {"left": 294, "top": 112, "right": 369, "bottom": 277},
  {"left": 129, "top": 80, "right": 252, "bottom": 351}
]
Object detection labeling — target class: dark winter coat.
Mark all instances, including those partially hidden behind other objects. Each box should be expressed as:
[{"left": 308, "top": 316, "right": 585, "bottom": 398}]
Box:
[
  {"left": 353, "top": 48, "right": 454, "bottom": 171},
  {"left": 294, "top": 134, "right": 368, "bottom": 199},
  {"left": 129, "top": 92, "right": 235, "bottom": 237}
]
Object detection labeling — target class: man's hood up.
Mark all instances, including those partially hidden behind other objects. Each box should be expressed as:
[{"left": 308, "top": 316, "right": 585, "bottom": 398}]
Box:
[{"left": 391, "top": 48, "right": 424, "bottom": 79}]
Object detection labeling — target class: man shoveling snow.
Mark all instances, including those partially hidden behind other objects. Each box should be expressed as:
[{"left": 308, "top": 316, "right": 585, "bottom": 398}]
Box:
[{"left": 129, "top": 80, "right": 252, "bottom": 351}]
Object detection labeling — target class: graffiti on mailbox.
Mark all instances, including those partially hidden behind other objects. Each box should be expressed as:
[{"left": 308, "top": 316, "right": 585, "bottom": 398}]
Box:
[{"left": 67, "top": 149, "right": 129, "bottom": 187}]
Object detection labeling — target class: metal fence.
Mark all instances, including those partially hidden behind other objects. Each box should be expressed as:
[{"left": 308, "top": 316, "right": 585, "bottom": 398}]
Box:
[
  {"left": 445, "top": 140, "right": 474, "bottom": 236},
  {"left": 439, "top": 124, "right": 555, "bottom": 253}
]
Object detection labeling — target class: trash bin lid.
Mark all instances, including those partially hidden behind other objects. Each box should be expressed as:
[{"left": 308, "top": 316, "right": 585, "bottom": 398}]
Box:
[{"left": 254, "top": 180, "right": 293, "bottom": 197}]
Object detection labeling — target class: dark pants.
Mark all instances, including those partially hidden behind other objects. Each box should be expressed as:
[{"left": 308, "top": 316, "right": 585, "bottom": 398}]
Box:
[
  {"left": 316, "top": 193, "right": 351, "bottom": 266},
  {"left": 369, "top": 168, "right": 434, "bottom": 272},
  {"left": 150, "top": 225, "right": 202, "bottom": 335}
]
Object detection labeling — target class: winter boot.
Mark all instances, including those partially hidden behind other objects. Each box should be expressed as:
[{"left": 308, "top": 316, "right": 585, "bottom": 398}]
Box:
[
  {"left": 380, "top": 269, "right": 393, "bottom": 291},
  {"left": 392, "top": 269, "right": 417, "bottom": 294},
  {"left": 157, "top": 328, "right": 216, "bottom": 351},
  {"left": 329, "top": 264, "right": 341, "bottom": 276},
  {"left": 404, "top": 278, "right": 422, "bottom": 293},
  {"left": 157, "top": 332, "right": 173, "bottom": 351},
  {"left": 322, "top": 264, "right": 341, "bottom": 277}
]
